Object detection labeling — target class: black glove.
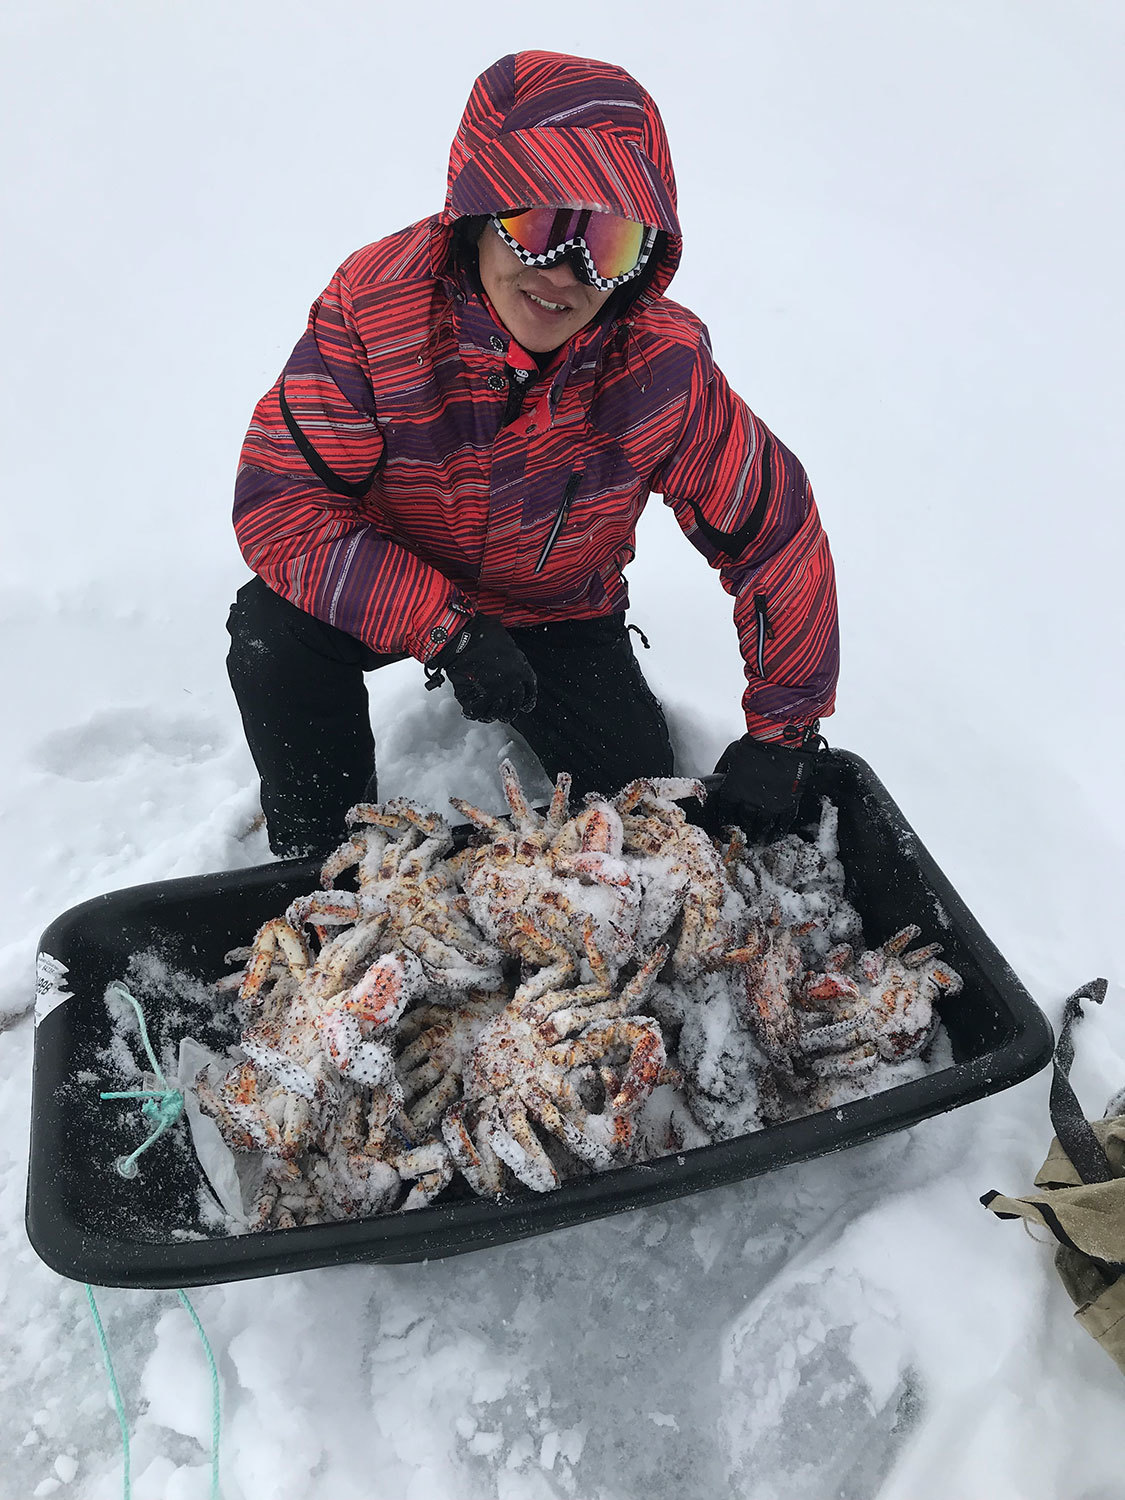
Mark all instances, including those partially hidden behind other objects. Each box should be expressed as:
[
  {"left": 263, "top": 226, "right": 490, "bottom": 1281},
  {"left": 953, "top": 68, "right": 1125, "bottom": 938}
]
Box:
[
  {"left": 713, "top": 732, "right": 821, "bottom": 842},
  {"left": 426, "top": 616, "right": 538, "bottom": 723}
]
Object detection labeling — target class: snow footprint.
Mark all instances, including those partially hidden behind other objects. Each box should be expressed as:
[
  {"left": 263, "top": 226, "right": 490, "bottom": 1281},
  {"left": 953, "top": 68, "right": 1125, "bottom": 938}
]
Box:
[
  {"left": 719, "top": 1265, "right": 919, "bottom": 1500},
  {"left": 33, "top": 706, "right": 227, "bottom": 782}
]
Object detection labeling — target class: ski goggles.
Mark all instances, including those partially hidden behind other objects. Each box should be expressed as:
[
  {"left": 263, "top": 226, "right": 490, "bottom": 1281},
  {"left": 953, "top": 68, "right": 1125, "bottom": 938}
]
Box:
[{"left": 491, "top": 206, "right": 657, "bottom": 291}]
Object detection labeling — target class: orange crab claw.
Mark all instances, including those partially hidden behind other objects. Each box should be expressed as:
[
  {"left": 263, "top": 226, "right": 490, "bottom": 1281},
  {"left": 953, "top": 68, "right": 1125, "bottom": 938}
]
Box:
[
  {"left": 802, "top": 971, "right": 862, "bottom": 1005},
  {"left": 610, "top": 1029, "right": 667, "bottom": 1114}
]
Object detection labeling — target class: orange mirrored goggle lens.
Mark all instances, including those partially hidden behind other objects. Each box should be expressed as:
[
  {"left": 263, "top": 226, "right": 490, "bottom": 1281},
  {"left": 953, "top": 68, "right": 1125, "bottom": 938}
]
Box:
[{"left": 493, "top": 207, "right": 653, "bottom": 289}]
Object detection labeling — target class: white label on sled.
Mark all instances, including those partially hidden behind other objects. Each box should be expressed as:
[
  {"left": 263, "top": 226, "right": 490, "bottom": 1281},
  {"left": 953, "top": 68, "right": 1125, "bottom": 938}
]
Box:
[{"left": 35, "top": 952, "right": 73, "bottom": 1026}]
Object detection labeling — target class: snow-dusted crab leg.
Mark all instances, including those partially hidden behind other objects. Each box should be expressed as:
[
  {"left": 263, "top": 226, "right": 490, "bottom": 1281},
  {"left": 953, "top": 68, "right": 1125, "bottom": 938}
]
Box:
[
  {"left": 531, "top": 939, "right": 670, "bottom": 1043},
  {"left": 286, "top": 890, "right": 362, "bottom": 931},
  {"left": 546, "top": 771, "right": 572, "bottom": 830},
  {"left": 302, "top": 919, "right": 388, "bottom": 1003},
  {"left": 441, "top": 1101, "right": 505, "bottom": 1197},
  {"left": 238, "top": 918, "right": 310, "bottom": 1006},
  {"left": 394, "top": 1141, "right": 455, "bottom": 1210},
  {"left": 499, "top": 760, "right": 543, "bottom": 831},
  {"left": 547, "top": 1016, "right": 676, "bottom": 1117},
  {"left": 478, "top": 1099, "right": 561, "bottom": 1193}
]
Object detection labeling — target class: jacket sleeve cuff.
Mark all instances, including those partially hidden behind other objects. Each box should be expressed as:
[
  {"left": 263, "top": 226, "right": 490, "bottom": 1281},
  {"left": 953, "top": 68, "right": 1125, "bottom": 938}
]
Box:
[
  {"left": 407, "top": 593, "right": 475, "bottom": 663},
  {"left": 742, "top": 711, "right": 821, "bottom": 747}
]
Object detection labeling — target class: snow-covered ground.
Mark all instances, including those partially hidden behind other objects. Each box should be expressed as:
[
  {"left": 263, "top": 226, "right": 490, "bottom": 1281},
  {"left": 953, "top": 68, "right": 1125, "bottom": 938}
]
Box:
[{"left": 3, "top": 3, "right": 1123, "bottom": 1496}]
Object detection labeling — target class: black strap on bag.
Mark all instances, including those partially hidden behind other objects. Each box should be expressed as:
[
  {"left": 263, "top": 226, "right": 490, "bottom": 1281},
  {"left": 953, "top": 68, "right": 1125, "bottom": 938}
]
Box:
[
  {"left": 1048, "top": 978, "right": 1113, "bottom": 1185},
  {"left": 980, "top": 979, "right": 1125, "bottom": 1376}
]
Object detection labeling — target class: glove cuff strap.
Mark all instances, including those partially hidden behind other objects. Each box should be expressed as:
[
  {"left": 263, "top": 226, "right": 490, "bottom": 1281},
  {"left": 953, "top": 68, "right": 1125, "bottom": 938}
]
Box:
[{"left": 780, "top": 719, "right": 825, "bottom": 752}]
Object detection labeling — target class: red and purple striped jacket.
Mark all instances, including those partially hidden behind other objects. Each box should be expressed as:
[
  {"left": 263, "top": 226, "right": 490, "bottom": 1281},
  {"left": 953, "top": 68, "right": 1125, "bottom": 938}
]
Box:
[{"left": 235, "top": 50, "right": 838, "bottom": 742}]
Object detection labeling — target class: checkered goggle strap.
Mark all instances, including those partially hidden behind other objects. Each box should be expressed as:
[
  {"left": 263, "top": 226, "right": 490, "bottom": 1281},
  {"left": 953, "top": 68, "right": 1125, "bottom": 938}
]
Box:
[{"left": 492, "top": 207, "right": 657, "bottom": 291}]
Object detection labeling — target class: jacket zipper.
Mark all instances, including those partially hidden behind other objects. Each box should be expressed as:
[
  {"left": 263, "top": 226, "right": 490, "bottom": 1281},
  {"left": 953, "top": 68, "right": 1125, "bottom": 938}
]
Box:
[
  {"left": 753, "top": 592, "right": 774, "bottom": 676},
  {"left": 534, "top": 471, "right": 583, "bottom": 574}
]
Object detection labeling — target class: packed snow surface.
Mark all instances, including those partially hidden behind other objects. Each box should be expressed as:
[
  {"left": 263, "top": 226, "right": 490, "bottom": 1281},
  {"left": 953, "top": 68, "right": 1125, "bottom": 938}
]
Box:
[{"left": 2, "top": 3, "right": 1123, "bottom": 1497}]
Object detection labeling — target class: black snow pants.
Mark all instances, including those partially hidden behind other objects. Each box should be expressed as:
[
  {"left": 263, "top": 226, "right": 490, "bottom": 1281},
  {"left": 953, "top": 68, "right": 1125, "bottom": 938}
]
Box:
[{"left": 226, "top": 577, "right": 674, "bottom": 857}]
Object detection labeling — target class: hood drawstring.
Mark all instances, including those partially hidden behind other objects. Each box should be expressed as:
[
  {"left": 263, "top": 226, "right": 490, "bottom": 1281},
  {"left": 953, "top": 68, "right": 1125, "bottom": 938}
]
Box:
[
  {"left": 619, "top": 319, "right": 653, "bottom": 394},
  {"left": 417, "top": 283, "right": 461, "bottom": 366}
]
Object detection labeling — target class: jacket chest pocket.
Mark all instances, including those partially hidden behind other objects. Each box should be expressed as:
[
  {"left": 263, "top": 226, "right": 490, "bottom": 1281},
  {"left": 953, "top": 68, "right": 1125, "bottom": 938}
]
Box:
[
  {"left": 533, "top": 470, "right": 583, "bottom": 574},
  {"left": 753, "top": 593, "right": 774, "bottom": 677}
]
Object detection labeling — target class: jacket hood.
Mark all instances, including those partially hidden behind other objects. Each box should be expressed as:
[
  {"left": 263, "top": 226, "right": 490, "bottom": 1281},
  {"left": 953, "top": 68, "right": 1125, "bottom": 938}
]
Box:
[{"left": 443, "top": 51, "right": 682, "bottom": 299}]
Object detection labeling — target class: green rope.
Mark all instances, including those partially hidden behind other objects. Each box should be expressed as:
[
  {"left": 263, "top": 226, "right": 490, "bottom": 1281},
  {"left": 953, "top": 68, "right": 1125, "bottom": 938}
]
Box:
[
  {"left": 106, "top": 981, "right": 168, "bottom": 1079},
  {"left": 177, "top": 1290, "right": 223, "bottom": 1499},
  {"left": 87, "top": 985, "right": 222, "bottom": 1497},
  {"left": 100, "top": 982, "right": 184, "bottom": 1178},
  {"left": 83, "top": 1288, "right": 223, "bottom": 1497},
  {"left": 84, "top": 1285, "right": 132, "bottom": 1500}
]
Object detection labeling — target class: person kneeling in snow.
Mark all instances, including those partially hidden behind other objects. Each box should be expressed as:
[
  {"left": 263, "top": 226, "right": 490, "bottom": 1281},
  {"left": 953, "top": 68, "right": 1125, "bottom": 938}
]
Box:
[{"left": 226, "top": 50, "right": 839, "bottom": 857}]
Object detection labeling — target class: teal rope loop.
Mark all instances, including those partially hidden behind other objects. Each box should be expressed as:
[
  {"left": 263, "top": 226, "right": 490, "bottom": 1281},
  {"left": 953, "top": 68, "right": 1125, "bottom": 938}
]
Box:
[
  {"left": 177, "top": 1291, "right": 223, "bottom": 1498},
  {"left": 84, "top": 1285, "right": 132, "bottom": 1500},
  {"left": 99, "top": 983, "right": 184, "bottom": 1178},
  {"left": 84, "top": 1286, "right": 223, "bottom": 1500}
]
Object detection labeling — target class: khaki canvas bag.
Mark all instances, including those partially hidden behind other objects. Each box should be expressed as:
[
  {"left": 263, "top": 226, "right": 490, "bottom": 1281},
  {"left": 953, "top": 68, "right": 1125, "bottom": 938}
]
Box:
[{"left": 983, "top": 979, "right": 1125, "bottom": 1375}]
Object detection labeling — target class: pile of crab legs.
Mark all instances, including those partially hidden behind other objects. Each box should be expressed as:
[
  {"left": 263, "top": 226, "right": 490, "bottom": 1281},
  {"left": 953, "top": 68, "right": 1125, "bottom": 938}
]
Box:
[
  {"left": 715, "top": 802, "right": 965, "bottom": 1122},
  {"left": 195, "top": 762, "right": 962, "bottom": 1228}
]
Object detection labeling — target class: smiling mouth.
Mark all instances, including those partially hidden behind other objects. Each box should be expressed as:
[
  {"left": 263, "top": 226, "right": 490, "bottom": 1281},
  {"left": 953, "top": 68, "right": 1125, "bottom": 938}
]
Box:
[{"left": 522, "top": 290, "right": 570, "bottom": 313}]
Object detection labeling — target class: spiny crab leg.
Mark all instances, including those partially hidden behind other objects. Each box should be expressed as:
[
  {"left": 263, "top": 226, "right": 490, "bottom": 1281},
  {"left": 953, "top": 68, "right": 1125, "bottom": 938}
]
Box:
[
  {"left": 479, "top": 1099, "right": 560, "bottom": 1193},
  {"left": 523, "top": 920, "right": 621, "bottom": 1039},
  {"left": 547, "top": 1017, "right": 673, "bottom": 1116},
  {"left": 448, "top": 796, "right": 507, "bottom": 834},
  {"left": 346, "top": 797, "right": 448, "bottom": 837},
  {"left": 302, "top": 919, "right": 388, "bottom": 1003},
  {"left": 405, "top": 1072, "right": 462, "bottom": 1136},
  {"left": 316, "top": 821, "right": 395, "bottom": 890},
  {"left": 721, "top": 827, "right": 748, "bottom": 877},
  {"left": 546, "top": 771, "right": 572, "bottom": 831},
  {"left": 900, "top": 942, "right": 944, "bottom": 969},
  {"left": 450, "top": 762, "right": 546, "bottom": 835},
  {"left": 881, "top": 924, "right": 922, "bottom": 958},
  {"left": 399, "top": 831, "right": 455, "bottom": 879},
  {"left": 239, "top": 919, "right": 310, "bottom": 1006},
  {"left": 393, "top": 921, "right": 495, "bottom": 977},
  {"left": 319, "top": 835, "right": 367, "bottom": 889},
  {"left": 286, "top": 890, "right": 362, "bottom": 931},
  {"left": 394, "top": 1141, "right": 455, "bottom": 1210},
  {"left": 522, "top": 1080, "right": 614, "bottom": 1171},
  {"left": 614, "top": 776, "right": 706, "bottom": 815},
  {"left": 441, "top": 1102, "right": 505, "bottom": 1197},
  {"left": 350, "top": 800, "right": 454, "bottom": 877},
  {"left": 806, "top": 1040, "right": 881, "bottom": 1077},
  {"left": 498, "top": 759, "right": 541, "bottom": 830},
  {"left": 239, "top": 1030, "right": 329, "bottom": 1105},
  {"left": 502, "top": 912, "right": 580, "bottom": 1000}
]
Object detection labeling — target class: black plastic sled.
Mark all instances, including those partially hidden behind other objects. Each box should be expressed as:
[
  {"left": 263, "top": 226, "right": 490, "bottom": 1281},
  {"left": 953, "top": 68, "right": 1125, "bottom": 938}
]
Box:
[{"left": 26, "top": 750, "right": 1053, "bottom": 1289}]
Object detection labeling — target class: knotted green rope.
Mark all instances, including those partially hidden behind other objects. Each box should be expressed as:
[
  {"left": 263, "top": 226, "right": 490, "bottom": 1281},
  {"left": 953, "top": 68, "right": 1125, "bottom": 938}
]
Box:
[{"left": 100, "top": 982, "right": 184, "bottom": 1178}]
